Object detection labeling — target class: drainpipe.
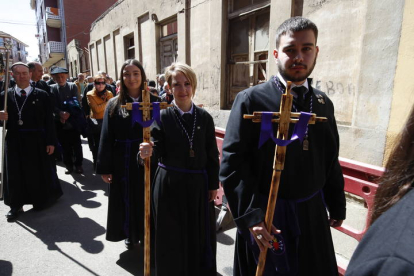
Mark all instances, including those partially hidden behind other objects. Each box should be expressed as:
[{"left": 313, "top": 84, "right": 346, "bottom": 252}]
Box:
[{"left": 59, "top": 0, "right": 68, "bottom": 69}]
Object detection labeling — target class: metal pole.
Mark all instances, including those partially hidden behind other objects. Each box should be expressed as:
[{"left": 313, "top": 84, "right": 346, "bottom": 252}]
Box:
[{"left": 0, "top": 40, "right": 12, "bottom": 200}]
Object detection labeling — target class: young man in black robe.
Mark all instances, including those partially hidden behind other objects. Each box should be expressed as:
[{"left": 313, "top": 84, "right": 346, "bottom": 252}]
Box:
[
  {"left": 0, "top": 62, "right": 62, "bottom": 221},
  {"left": 219, "top": 17, "right": 346, "bottom": 275}
]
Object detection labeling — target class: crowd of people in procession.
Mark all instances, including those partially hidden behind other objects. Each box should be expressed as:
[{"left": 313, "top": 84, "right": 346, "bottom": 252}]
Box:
[{"left": 0, "top": 16, "right": 412, "bottom": 276}]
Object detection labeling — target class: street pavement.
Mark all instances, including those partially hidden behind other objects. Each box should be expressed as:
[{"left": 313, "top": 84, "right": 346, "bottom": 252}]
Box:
[
  {"left": 0, "top": 138, "right": 236, "bottom": 276},
  {"left": 0, "top": 136, "right": 363, "bottom": 275}
]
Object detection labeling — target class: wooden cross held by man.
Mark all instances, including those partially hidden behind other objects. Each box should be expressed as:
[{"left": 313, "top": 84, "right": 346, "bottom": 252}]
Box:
[
  {"left": 243, "top": 81, "right": 327, "bottom": 276},
  {"left": 122, "top": 83, "right": 170, "bottom": 276}
]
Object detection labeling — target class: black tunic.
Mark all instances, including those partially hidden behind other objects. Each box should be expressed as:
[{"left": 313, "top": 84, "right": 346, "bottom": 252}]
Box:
[
  {"left": 151, "top": 105, "right": 219, "bottom": 276},
  {"left": 96, "top": 95, "right": 159, "bottom": 244},
  {"left": 346, "top": 188, "right": 414, "bottom": 276},
  {"left": 1, "top": 87, "right": 62, "bottom": 208},
  {"left": 219, "top": 77, "right": 346, "bottom": 276}
]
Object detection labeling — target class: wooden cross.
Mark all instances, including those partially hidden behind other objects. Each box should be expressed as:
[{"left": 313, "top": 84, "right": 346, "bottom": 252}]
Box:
[
  {"left": 243, "top": 81, "right": 327, "bottom": 276},
  {"left": 121, "top": 82, "right": 170, "bottom": 276}
]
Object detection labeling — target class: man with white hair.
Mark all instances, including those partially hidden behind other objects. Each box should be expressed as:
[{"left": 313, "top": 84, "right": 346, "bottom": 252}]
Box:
[{"left": 0, "top": 62, "right": 62, "bottom": 221}]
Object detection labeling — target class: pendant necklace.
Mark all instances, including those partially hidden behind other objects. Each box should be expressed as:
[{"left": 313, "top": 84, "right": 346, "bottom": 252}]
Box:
[
  {"left": 13, "top": 88, "right": 31, "bottom": 126},
  {"left": 274, "top": 76, "right": 312, "bottom": 151},
  {"left": 173, "top": 104, "right": 197, "bottom": 157}
]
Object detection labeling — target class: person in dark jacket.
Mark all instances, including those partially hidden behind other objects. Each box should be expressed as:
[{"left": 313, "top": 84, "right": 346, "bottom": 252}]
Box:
[
  {"left": 0, "top": 62, "right": 62, "bottom": 221},
  {"left": 51, "top": 67, "right": 85, "bottom": 174},
  {"left": 346, "top": 105, "right": 414, "bottom": 276}
]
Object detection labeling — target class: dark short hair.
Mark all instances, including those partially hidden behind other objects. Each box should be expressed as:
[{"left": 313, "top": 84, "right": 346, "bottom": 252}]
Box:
[
  {"left": 27, "top": 61, "right": 42, "bottom": 71},
  {"left": 27, "top": 62, "right": 36, "bottom": 71},
  {"left": 275, "top": 17, "right": 318, "bottom": 48}
]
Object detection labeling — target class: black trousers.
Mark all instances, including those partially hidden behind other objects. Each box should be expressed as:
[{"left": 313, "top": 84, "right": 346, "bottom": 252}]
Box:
[{"left": 57, "top": 128, "right": 83, "bottom": 168}]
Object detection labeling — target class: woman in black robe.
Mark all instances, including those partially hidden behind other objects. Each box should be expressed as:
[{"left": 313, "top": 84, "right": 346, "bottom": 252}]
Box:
[
  {"left": 96, "top": 59, "right": 158, "bottom": 248},
  {"left": 140, "top": 63, "right": 219, "bottom": 276}
]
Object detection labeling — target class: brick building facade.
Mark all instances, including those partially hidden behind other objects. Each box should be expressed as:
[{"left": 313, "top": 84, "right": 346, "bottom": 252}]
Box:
[{"left": 30, "top": 0, "right": 117, "bottom": 75}]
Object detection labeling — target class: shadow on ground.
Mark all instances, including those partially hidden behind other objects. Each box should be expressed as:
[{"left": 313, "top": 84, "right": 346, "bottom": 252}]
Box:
[
  {"left": 56, "top": 158, "right": 109, "bottom": 196},
  {"left": 13, "top": 178, "right": 105, "bottom": 255},
  {"left": 116, "top": 246, "right": 156, "bottom": 276}
]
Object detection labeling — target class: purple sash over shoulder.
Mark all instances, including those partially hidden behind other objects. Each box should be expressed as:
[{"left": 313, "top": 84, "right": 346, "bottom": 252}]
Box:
[
  {"left": 131, "top": 102, "right": 161, "bottom": 127},
  {"left": 258, "top": 112, "right": 312, "bottom": 148}
]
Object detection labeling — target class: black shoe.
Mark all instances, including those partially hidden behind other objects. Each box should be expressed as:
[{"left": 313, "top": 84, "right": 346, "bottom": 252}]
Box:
[
  {"left": 65, "top": 168, "right": 73, "bottom": 174},
  {"left": 75, "top": 166, "right": 84, "bottom": 174},
  {"left": 6, "top": 207, "right": 23, "bottom": 221},
  {"left": 125, "top": 238, "right": 134, "bottom": 250}
]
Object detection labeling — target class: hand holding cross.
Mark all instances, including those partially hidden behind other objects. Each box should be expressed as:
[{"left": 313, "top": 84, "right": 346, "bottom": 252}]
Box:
[
  {"left": 121, "top": 82, "right": 171, "bottom": 276},
  {"left": 243, "top": 81, "right": 327, "bottom": 276}
]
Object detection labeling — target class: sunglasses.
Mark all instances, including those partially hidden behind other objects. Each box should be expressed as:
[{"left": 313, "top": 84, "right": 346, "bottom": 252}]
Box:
[{"left": 94, "top": 81, "right": 106, "bottom": 85}]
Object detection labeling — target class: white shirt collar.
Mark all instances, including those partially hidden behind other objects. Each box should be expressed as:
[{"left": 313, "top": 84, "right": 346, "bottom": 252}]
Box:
[
  {"left": 129, "top": 96, "right": 140, "bottom": 102},
  {"left": 172, "top": 100, "right": 194, "bottom": 116},
  {"left": 15, "top": 85, "right": 32, "bottom": 97},
  {"left": 277, "top": 72, "right": 309, "bottom": 98}
]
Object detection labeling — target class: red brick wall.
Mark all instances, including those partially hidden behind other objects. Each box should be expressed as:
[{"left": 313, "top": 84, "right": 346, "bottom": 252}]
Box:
[{"left": 63, "top": 0, "right": 117, "bottom": 49}]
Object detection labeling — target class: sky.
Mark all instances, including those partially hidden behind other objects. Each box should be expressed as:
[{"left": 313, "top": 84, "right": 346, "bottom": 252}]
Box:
[{"left": 0, "top": 0, "right": 39, "bottom": 61}]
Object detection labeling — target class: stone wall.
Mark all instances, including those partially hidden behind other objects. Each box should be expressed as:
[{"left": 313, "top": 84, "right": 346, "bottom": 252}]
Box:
[{"left": 88, "top": 0, "right": 410, "bottom": 166}]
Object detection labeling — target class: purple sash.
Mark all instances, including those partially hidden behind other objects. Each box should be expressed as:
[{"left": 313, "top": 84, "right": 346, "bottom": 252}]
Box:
[
  {"left": 258, "top": 112, "right": 312, "bottom": 148},
  {"left": 131, "top": 102, "right": 161, "bottom": 127}
]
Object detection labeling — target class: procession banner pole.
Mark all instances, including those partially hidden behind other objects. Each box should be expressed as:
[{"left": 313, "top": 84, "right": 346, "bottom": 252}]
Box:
[
  {"left": 141, "top": 83, "right": 151, "bottom": 276},
  {"left": 0, "top": 40, "right": 11, "bottom": 200},
  {"left": 243, "top": 81, "right": 327, "bottom": 276},
  {"left": 121, "top": 84, "right": 170, "bottom": 276}
]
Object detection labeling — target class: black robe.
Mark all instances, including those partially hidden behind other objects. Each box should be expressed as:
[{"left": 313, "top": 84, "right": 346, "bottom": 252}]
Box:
[
  {"left": 96, "top": 95, "right": 159, "bottom": 244},
  {"left": 1, "top": 87, "right": 62, "bottom": 208},
  {"left": 151, "top": 105, "right": 219, "bottom": 276},
  {"left": 219, "top": 77, "right": 346, "bottom": 276},
  {"left": 346, "top": 188, "right": 414, "bottom": 276}
]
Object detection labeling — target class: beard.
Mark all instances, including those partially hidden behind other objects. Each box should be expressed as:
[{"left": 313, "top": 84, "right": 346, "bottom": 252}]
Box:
[{"left": 278, "top": 57, "right": 317, "bottom": 83}]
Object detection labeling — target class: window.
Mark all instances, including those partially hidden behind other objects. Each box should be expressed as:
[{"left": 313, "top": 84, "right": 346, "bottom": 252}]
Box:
[
  {"left": 124, "top": 34, "right": 135, "bottom": 60},
  {"left": 226, "top": 6, "right": 270, "bottom": 109},
  {"left": 231, "top": 0, "right": 268, "bottom": 12},
  {"left": 0, "top": 38, "right": 4, "bottom": 47}
]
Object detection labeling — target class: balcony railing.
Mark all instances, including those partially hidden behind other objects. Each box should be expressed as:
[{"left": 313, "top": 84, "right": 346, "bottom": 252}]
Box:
[
  {"left": 47, "top": 41, "right": 64, "bottom": 54},
  {"left": 45, "top": 7, "right": 62, "bottom": 28}
]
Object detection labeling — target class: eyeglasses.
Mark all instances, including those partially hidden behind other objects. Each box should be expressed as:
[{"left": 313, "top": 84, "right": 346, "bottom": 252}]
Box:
[{"left": 94, "top": 81, "right": 105, "bottom": 85}]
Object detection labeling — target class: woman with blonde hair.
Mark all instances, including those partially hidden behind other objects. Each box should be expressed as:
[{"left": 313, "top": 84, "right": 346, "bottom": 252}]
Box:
[
  {"left": 86, "top": 74, "right": 113, "bottom": 168},
  {"left": 97, "top": 59, "right": 159, "bottom": 250},
  {"left": 140, "top": 62, "right": 219, "bottom": 275}
]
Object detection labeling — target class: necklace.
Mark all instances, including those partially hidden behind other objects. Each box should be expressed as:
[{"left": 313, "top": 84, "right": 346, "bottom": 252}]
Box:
[
  {"left": 274, "top": 76, "right": 312, "bottom": 151},
  {"left": 172, "top": 104, "right": 197, "bottom": 157},
  {"left": 13, "top": 88, "right": 31, "bottom": 126}
]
